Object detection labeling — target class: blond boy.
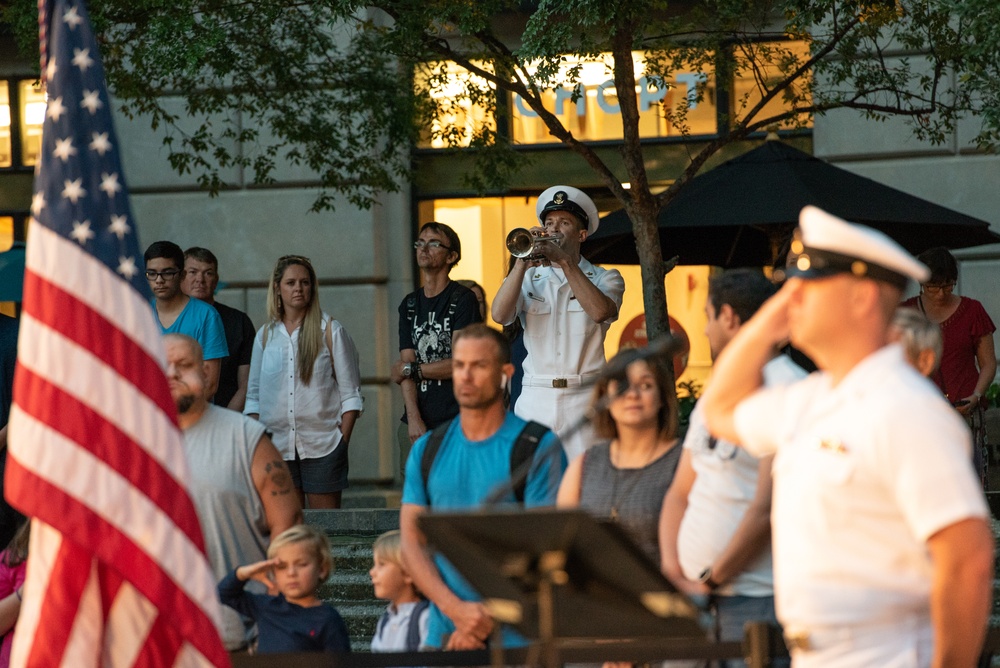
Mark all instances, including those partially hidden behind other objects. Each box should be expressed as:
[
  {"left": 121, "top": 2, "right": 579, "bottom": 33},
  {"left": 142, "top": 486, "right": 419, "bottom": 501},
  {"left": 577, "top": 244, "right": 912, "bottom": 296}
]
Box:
[{"left": 370, "top": 530, "right": 429, "bottom": 652}]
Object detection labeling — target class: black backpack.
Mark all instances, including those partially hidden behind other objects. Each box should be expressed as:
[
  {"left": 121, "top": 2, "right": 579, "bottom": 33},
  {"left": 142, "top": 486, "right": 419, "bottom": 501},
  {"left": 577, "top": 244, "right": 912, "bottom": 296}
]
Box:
[{"left": 419, "top": 419, "right": 549, "bottom": 504}]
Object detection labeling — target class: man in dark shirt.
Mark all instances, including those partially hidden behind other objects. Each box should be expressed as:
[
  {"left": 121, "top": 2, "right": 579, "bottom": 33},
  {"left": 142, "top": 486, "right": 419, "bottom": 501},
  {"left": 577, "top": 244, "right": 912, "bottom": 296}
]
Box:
[
  {"left": 392, "top": 223, "right": 482, "bottom": 477},
  {"left": 182, "top": 247, "right": 256, "bottom": 411}
]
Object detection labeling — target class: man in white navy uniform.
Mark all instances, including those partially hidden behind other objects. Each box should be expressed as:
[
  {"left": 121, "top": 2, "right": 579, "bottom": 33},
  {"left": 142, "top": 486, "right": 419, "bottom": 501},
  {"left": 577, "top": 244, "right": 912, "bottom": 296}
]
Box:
[
  {"left": 700, "top": 206, "right": 993, "bottom": 668},
  {"left": 492, "top": 186, "right": 625, "bottom": 460}
]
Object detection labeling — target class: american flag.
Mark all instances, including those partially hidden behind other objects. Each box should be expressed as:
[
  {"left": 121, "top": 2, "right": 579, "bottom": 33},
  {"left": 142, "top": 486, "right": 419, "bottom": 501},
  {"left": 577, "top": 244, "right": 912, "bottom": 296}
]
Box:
[{"left": 5, "top": 0, "right": 230, "bottom": 666}]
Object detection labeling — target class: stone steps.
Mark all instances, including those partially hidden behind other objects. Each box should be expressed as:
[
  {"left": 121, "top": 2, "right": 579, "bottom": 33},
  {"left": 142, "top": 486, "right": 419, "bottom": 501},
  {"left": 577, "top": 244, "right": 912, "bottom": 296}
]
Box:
[{"left": 307, "top": 508, "right": 400, "bottom": 652}]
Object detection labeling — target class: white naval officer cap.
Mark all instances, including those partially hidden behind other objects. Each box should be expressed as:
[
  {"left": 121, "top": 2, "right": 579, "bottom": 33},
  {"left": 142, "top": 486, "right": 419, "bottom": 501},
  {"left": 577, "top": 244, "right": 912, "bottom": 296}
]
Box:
[
  {"left": 536, "top": 186, "right": 601, "bottom": 235},
  {"left": 785, "top": 206, "right": 930, "bottom": 290}
]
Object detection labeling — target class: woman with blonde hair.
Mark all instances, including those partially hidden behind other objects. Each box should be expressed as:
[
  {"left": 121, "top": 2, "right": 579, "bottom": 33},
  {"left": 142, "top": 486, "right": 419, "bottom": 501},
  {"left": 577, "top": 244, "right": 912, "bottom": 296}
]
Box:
[{"left": 246, "top": 255, "right": 363, "bottom": 509}]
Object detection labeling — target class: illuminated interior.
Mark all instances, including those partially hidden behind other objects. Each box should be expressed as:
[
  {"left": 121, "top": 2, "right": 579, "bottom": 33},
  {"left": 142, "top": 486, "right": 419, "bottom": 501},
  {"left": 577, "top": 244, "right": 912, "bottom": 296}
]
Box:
[
  {"left": 423, "top": 197, "right": 714, "bottom": 386},
  {"left": 0, "top": 79, "right": 46, "bottom": 168},
  {"left": 0, "top": 216, "right": 15, "bottom": 316},
  {"left": 417, "top": 43, "right": 811, "bottom": 148},
  {"left": 19, "top": 81, "right": 46, "bottom": 166},
  {"left": 0, "top": 83, "right": 10, "bottom": 168}
]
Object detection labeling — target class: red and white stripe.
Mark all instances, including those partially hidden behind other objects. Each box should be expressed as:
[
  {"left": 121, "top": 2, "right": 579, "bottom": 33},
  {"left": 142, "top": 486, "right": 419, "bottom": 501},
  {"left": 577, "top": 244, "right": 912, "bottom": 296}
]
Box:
[{"left": 7, "top": 221, "right": 230, "bottom": 666}]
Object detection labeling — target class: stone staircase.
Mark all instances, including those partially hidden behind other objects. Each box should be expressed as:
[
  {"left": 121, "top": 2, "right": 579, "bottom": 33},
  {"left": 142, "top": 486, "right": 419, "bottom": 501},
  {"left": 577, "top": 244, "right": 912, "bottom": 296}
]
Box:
[{"left": 307, "top": 502, "right": 401, "bottom": 652}]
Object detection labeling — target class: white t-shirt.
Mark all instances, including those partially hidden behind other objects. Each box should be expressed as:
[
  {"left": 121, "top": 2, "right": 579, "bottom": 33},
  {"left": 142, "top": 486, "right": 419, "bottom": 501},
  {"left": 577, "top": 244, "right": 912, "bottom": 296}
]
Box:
[{"left": 678, "top": 355, "right": 806, "bottom": 596}]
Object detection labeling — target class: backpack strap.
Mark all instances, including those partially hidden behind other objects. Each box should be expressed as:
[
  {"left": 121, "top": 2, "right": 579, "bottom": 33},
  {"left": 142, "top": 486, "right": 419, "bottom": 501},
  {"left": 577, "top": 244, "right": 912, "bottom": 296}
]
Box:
[
  {"left": 406, "top": 294, "right": 417, "bottom": 328},
  {"left": 510, "top": 421, "right": 549, "bottom": 504},
  {"left": 406, "top": 599, "right": 431, "bottom": 651},
  {"left": 419, "top": 419, "right": 454, "bottom": 503},
  {"left": 446, "top": 282, "right": 461, "bottom": 320},
  {"left": 421, "top": 418, "right": 549, "bottom": 506},
  {"left": 375, "top": 609, "right": 390, "bottom": 642}
]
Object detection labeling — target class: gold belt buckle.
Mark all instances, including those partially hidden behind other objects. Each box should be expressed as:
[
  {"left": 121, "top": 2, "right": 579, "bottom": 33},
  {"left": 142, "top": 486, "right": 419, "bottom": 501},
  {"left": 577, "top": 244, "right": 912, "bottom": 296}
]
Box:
[
  {"left": 552, "top": 378, "right": 568, "bottom": 388},
  {"left": 784, "top": 631, "right": 812, "bottom": 652}
]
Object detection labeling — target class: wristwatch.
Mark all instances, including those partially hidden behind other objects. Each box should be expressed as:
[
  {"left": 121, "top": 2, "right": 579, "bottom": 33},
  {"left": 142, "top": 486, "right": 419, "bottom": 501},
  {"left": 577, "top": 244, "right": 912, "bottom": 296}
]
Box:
[
  {"left": 698, "top": 567, "right": 720, "bottom": 590},
  {"left": 402, "top": 362, "right": 415, "bottom": 379}
]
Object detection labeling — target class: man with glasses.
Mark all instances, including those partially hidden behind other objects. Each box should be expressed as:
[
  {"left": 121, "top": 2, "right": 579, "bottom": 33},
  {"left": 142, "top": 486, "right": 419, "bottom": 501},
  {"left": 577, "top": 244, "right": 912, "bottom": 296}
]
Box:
[
  {"left": 660, "top": 269, "right": 805, "bottom": 665},
  {"left": 182, "top": 246, "right": 256, "bottom": 411},
  {"left": 144, "top": 240, "right": 227, "bottom": 398},
  {"left": 393, "top": 223, "right": 482, "bottom": 476}
]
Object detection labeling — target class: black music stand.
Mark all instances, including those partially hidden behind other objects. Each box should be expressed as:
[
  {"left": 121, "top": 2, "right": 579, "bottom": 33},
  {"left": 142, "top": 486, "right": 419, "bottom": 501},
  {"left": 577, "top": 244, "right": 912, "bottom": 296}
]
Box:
[{"left": 419, "top": 508, "right": 708, "bottom": 668}]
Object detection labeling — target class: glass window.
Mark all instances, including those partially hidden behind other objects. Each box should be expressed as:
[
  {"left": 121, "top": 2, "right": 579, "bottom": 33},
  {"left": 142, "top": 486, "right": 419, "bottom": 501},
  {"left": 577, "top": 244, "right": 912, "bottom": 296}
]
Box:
[
  {"left": 0, "top": 83, "right": 11, "bottom": 168},
  {"left": 511, "top": 53, "right": 718, "bottom": 144},
  {"left": 0, "top": 216, "right": 12, "bottom": 252},
  {"left": 415, "top": 61, "right": 497, "bottom": 149},
  {"left": 19, "top": 80, "right": 46, "bottom": 167},
  {"left": 731, "top": 41, "right": 813, "bottom": 130},
  {"left": 421, "top": 196, "right": 713, "bottom": 387}
]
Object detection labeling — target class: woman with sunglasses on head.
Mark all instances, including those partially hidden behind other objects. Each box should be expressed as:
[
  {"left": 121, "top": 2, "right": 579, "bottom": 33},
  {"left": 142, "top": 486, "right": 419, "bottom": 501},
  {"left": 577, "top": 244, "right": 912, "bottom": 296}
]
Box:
[
  {"left": 902, "top": 247, "right": 996, "bottom": 480},
  {"left": 245, "top": 255, "right": 363, "bottom": 509},
  {"left": 556, "top": 349, "right": 682, "bottom": 565}
]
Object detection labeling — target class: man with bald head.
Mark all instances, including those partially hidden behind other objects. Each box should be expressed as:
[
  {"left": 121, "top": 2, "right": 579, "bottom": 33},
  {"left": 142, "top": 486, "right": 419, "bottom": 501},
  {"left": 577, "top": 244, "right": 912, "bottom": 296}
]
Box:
[
  {"left": 700, "top": 208, "right": 992, "bottom": 667},
  {"left": 165, "top": 334, "right": 302, "bottom": 650}
]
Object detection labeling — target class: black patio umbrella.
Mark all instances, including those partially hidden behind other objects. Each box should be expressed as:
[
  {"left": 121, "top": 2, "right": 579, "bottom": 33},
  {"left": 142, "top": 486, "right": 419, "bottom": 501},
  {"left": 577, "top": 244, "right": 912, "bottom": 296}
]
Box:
[{"left": 583, "top": 140, "right": 1000, "bottom": 267}]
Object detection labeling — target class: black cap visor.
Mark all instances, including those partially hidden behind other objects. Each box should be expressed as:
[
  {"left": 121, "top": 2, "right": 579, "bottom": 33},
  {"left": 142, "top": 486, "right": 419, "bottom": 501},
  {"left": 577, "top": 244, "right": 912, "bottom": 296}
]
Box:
[
  {"left": 539, "top": 200, "right": 588, "bottom": 228},
  {"left": 785, "top": 248, "right": 909, "bottom": 290}
]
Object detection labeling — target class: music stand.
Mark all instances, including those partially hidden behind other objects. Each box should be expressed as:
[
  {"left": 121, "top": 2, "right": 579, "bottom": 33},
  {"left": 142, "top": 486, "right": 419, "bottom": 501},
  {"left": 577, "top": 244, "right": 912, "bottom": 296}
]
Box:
[{"left": 419, "top": 508, "right": 707, "bottom": 667}]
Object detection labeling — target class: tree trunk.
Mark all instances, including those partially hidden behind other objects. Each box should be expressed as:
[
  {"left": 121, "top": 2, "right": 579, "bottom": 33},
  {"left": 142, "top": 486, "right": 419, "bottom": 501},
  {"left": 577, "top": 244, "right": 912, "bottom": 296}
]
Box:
[{"left": 627, "top": 196, "right": 674, "bottom": 382}]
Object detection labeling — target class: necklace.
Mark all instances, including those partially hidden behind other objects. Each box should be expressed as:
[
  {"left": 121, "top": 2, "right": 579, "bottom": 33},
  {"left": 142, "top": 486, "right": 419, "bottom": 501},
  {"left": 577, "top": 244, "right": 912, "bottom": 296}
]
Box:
[{"left": 607, "top": 438, "right": 662, "bottom": 522}]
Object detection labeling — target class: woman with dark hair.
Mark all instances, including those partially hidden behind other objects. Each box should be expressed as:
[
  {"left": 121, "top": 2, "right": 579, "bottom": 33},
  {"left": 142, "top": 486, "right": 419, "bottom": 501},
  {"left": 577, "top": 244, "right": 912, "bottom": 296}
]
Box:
[
  {"left": 246, "top": 255, "right": 363, "bottom": 509},
  {"left": 902, "top": 247, "right": 996, "bottom": 479},
  {"left": 557, "top": 349, "right": 681, "bottom": 563}
]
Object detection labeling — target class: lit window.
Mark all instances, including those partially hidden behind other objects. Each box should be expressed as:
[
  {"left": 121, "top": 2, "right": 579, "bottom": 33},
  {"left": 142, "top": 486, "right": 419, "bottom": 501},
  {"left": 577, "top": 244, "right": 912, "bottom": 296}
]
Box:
[
  {"left": 731, "top": 41, "right": 813, "bottom": 130},
  {"left": 19, "top": 80, "right": 46, "bottom": 167},
  {"left": 415, "top": 61, "right": 497, "bottom": 149},
  {"left": 0, "top": 217, "right": 12, "bottom": 252},
  {"left": 0, "top": 83, "right": 11, "bottom": 168},
  {"left": 510, "top": 53, "right": 718, "bottom": 144}
]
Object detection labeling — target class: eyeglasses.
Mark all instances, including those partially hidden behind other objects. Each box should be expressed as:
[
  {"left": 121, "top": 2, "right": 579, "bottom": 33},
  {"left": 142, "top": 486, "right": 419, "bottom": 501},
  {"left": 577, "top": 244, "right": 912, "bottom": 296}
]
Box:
[
  {"left": 922, "top": 282, "right": 955, "bottom": 294},
  {"left": 145, "top": 269, "right": 181, "bottom": 281},
  {"left": 413, "top": 240, "right": 451, "bottom": 251}
]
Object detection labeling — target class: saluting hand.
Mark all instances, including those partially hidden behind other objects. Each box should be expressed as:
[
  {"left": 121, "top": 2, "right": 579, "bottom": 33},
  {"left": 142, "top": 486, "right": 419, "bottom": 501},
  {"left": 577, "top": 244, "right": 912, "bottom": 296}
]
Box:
[{"left": 236, "top": 558, "right": 280, "bottom": 595}]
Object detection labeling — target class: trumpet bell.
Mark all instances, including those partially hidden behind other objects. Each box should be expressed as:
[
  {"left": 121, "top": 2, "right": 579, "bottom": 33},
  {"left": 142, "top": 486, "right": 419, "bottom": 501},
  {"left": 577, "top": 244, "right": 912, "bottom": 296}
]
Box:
[{"left": 505, "top": 228, "right": 563, "bottom": 259}]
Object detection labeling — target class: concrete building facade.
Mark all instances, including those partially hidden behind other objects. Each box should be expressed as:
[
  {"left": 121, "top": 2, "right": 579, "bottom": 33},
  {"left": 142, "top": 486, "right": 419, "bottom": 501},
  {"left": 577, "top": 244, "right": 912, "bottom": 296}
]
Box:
[{"left": 2, "top": 22, "right": 998, "bottom": 486}]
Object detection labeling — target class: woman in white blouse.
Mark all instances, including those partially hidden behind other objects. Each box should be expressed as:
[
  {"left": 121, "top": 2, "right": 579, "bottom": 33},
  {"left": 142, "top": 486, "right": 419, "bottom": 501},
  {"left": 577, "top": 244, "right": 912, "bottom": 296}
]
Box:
[{"left": 246, "top": 255, "right": 363, "bottom": 509}]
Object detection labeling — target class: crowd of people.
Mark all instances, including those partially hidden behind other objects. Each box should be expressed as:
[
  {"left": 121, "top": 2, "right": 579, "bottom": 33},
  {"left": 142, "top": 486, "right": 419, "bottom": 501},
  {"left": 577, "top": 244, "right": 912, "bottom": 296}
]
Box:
[{"left": 0, "top": 185, "right": 996, "bottom": 665}]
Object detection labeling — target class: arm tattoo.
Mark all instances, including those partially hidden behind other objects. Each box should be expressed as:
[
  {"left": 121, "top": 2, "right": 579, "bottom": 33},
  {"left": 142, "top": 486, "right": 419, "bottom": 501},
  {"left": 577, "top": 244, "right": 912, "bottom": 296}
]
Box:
[{"left": 266, "top": 459, "right": 293, "bottom": 496}]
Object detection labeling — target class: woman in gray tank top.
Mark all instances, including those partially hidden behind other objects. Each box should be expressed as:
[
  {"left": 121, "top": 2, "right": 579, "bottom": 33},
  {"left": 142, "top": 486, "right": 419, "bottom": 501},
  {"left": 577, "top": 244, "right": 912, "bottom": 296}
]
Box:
[{"left": 557, "top": 348, "right": 681, "bottom": 564}]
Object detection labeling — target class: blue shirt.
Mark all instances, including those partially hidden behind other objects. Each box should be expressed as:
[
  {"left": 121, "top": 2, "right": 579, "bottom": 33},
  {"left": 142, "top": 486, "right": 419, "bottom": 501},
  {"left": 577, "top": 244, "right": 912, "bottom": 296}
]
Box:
[
  {"left": 152, "top": 296, "right": 228, "bottom": 360},
  {"left": 402, "top": 413, "right": 566, "bottom": 648},
  {"left": 218, "top": 571, "right": 350, "bottom": 653}
]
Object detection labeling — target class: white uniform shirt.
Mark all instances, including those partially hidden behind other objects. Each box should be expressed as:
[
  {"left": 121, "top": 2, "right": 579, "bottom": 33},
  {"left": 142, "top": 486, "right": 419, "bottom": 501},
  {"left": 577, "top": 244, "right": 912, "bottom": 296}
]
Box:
[
  {"left": 678, "top": 355, "right": 807, "bottom": 596},
  {"left": 514, "top": 257, "right": 625, "bottom": 378},
  {"left": 245, "top": 314, "right": 363, "bottom": 460},
  {"left": 733, "top": 344, "right": 987, "bottom": 628}
]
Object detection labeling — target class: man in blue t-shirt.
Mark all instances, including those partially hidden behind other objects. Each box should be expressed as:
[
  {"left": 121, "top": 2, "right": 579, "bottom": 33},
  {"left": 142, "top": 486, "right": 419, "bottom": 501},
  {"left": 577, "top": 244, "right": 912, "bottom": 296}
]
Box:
[
  {"left": 144, "top": 240, "right": 227, "bottom": 398},
  {"left": 400, "top": 324, "right": 566, "bottom": 651}
]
